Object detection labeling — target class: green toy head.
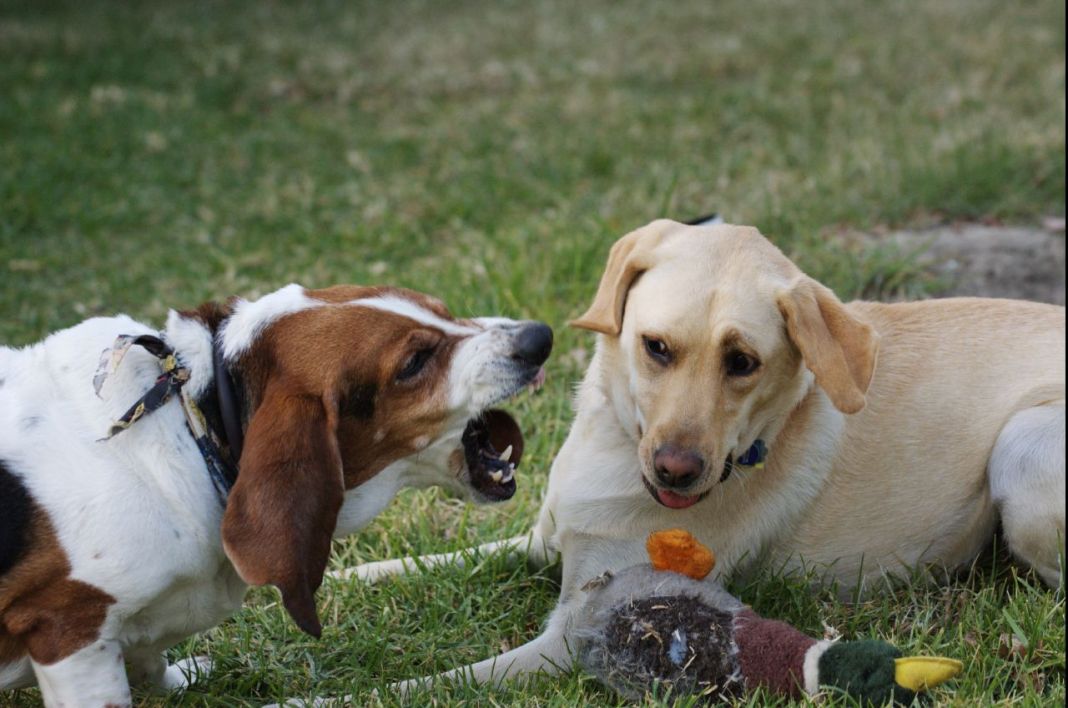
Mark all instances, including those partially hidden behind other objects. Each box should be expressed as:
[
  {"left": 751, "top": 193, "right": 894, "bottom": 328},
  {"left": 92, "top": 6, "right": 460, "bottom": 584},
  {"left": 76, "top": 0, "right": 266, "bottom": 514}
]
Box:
[
  {"left": 819, "top": 640, "right": 964, "bottom": 705},
  {"left": 819, "top": 641, "right": 915, "bottom": 705}
]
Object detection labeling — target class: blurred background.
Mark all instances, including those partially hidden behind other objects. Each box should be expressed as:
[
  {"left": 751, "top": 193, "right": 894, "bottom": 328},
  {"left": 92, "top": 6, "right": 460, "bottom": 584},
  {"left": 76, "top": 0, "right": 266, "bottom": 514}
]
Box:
[
  {"left": 2, "top": 0, "right": 1064, "bottom": 346},
  {"left": 0, "top": 1, "right": 1063, "bottom": 705}
]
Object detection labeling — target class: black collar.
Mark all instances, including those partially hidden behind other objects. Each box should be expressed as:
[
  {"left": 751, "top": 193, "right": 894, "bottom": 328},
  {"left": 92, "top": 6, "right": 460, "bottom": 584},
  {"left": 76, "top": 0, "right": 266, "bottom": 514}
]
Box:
[
  {"left": 212, "top": 343, "right": 244, "bottom": 465},
  {"left": 186, "top": 338, "right": 242, "bottom": 498}
]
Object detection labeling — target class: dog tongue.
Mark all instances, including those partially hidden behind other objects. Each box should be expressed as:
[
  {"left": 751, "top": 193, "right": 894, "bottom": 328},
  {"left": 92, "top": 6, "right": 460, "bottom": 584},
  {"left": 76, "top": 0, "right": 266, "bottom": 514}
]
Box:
[
  {"left": 531, "top": 367, "right": 546, "bottom": 389},
  {"left": 656, "top": 489, "right": 701, "bottom": 509}
]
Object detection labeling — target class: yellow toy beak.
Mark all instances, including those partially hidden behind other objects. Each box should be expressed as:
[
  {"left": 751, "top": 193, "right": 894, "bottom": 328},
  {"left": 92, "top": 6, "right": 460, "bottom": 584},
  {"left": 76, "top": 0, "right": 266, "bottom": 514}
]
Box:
[{"left": 894, "top": 656, "right": 964, "bottom": 692}]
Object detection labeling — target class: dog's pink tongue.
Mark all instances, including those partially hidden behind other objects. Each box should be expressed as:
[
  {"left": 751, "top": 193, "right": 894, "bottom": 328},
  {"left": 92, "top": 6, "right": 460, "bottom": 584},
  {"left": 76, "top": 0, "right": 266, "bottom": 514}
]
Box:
[
  {"left": 656, "top": 489, "right": 701, "bottom": 509},
  {"left": 531, "top": 367, "right": 546, "bottom": 389}
]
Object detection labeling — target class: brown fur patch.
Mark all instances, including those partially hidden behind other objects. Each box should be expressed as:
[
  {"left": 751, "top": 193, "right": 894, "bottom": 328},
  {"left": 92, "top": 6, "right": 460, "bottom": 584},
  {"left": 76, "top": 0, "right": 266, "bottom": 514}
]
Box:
[
  {"left": 0, "top": 505, "right": 115, "bottom": 665},
  {"left": 222, "top": 389, "right": 344, "bottom": 638},
  {"left": 178, "top": 298, "right": 236, "bottom": 334},
  {"left": 733, "top": 608, "right": 815, "bottom": 697},
  {"left": 220, "top": 285, "right": 474, "bottom": 634},
  {"left": 233, "top": 288, "right": 464, "bottom": 488}
]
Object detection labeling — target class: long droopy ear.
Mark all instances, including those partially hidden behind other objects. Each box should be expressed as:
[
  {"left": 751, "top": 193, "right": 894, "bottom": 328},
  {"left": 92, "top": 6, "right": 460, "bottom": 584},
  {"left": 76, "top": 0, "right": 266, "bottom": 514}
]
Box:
[
  {"left": 570, "top": 220, "right": 679, "bottom": 335},
  {"left": 221, "top": 384, "right": 344, "bottom": 638},
  {"left": 777, "top": 278, "right": 879, "bottom": 414}
]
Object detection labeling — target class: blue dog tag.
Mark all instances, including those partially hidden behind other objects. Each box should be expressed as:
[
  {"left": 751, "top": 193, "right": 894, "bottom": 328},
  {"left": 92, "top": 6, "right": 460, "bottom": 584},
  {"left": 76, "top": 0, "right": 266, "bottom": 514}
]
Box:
[{"left": 737, "top": 440, "right": 767, "bottom": 467}]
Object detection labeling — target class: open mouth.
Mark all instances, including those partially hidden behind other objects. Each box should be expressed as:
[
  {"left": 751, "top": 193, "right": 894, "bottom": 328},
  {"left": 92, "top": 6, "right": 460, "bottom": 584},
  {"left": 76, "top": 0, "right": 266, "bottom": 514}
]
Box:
[
  {"left": 642, "top": 456, "right": 733, "bottom": 509},
  {"left": 462, "top": 409, "right": 524, "bottom": 501},
  {"left": 460, "top": 365, "right": 545, "bottom": 502}
]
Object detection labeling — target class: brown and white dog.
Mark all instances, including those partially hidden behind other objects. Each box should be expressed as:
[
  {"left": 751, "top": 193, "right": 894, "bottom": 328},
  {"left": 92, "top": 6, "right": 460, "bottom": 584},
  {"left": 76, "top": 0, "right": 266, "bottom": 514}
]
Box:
[
  {"left": 343, "top": 220, "right": 1065, "bottom": 697},
  {"left": 0, "top": 283, "right": 551, "bottom": 706}
]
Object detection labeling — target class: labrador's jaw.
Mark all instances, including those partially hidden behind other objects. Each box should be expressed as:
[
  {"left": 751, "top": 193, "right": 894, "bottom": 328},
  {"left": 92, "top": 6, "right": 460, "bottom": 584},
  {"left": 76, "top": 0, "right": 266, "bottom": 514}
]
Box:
[
  {"left": 639, "top": 450, "right": 740, "bottom": 509},
  {"left": 640, "top": 472, "right": 709, "bottom": 509}
]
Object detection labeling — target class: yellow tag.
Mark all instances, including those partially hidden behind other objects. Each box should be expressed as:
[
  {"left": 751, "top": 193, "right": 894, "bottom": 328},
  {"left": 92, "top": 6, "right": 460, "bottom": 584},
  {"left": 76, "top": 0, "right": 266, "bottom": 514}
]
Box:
[{"left": 894, "top": 656, "right": 963, "bottom": 691}]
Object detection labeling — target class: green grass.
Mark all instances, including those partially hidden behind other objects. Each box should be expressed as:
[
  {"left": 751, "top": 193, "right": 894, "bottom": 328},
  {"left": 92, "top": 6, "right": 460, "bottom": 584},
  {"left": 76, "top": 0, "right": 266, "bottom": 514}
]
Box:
[{"left": 1, "top": 0, "right": 1064, "bottom": 705}]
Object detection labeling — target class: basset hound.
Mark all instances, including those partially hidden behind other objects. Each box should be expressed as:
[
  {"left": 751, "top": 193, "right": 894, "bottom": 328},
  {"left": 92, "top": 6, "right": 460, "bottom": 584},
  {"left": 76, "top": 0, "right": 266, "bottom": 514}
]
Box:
[{"left": 0, "top": 283, "right": 551, "bottom": 706}]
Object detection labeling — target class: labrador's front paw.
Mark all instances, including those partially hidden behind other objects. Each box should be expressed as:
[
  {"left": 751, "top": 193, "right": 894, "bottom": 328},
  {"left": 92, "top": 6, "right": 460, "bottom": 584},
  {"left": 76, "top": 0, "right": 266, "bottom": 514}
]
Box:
[{"left": 161, "top": 655, "right": 214, "bottom": 690}]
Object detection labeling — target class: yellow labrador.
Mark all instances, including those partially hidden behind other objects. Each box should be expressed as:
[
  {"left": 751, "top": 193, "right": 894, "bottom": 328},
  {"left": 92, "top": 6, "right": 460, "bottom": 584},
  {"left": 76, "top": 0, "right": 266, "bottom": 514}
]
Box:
[{"left": 340, "top": 220, "right": 1065, "bottom": 695}]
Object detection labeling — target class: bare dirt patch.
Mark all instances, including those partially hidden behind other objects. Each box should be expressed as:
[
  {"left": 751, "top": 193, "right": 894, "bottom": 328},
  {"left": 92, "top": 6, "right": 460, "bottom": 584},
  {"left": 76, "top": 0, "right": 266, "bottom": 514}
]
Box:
[{"left": 852, "top": 223, "right": 1065, "bottom": 305}]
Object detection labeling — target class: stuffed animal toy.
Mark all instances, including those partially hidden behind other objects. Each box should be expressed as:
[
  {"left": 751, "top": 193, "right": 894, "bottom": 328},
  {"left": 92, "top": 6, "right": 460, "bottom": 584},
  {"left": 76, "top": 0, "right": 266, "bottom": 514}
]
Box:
[{"left": 573, "top": 529, "right": 962, "bottom": 705}]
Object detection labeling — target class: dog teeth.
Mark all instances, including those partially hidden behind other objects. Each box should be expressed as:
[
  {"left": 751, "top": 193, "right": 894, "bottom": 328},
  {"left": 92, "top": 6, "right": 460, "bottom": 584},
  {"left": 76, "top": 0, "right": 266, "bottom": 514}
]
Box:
[
  {"left": 501, "top": 468, "right": 514, "bottom": 484},
  {"left": 499, "top": 444, "right": 513, "bottom": 462},
  {"left": 489, "top": 469, "right": 504, "bottom": 483}
]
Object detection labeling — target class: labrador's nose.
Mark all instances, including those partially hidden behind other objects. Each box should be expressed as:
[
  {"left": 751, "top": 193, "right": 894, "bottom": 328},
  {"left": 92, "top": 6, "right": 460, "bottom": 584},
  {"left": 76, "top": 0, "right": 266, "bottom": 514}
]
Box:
[
  {"left": 512, "top": 322, "right": 553, "bottom": 366},
  {"left": 653, "top": 444, "right": 705, "bottom": 489}
]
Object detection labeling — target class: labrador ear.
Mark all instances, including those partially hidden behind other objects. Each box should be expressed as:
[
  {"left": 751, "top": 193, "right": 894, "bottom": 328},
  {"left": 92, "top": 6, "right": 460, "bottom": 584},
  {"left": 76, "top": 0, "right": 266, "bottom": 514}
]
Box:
[
  {"left": 570, "top": 220, "right": 680, "bottom": 335},
  {"left": 221, "top": 384, "right": 344, "bottom": 638},
  {"left": 777, "top": 278, "right": 879, "bottom": 414}
]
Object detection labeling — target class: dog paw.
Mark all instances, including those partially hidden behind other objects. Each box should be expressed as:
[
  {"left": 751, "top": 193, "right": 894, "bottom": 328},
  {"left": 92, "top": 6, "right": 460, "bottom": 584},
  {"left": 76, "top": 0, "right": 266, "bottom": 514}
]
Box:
[
  {"left": 327, "top": 561, "right": 393, "bottom": 584},
  {"left": 264, "top": 696, "right": 349, "bottom": 707},
  {"left": 389, "top": 676, "right": 430, "bottom": 698},
  {"left": 161, "top": 655, "right": 214, "bottom": 690}
]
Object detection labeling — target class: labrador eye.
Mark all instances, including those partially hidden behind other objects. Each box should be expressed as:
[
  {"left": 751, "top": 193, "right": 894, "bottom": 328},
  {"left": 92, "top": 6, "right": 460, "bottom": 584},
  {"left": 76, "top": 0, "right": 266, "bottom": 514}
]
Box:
[
  {"left": 396, "top": 347, "right": 435, "bottom": 381},
  {"left": 725, "top": 351, "right": 760, "bottom": 376},
  {"left": 642, "top": 336, "right": 671, "bottom": 365}
]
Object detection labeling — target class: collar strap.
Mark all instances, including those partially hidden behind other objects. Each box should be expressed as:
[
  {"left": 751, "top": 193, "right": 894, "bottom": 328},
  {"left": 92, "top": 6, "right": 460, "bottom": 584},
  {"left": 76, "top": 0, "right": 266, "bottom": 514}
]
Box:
[
  {"left": 736, "top": 439, "right": 768, "bottom": 468},
  {"left": 96, "top": 335, "right": 189, "bottom": 437},
  {"left": 719, "top": 439, "right": 768, "bottom": 483},
  {"left": 96, "top": 333, "right": 239, "bottom": 503},
  {"left": 212, "top": 343, "right": 244, "bottom": 464}
]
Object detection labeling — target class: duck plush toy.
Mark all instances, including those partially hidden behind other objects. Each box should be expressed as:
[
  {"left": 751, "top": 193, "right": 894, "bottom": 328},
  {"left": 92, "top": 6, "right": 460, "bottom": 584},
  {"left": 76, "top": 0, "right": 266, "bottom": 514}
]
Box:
[{"left": 573, "top": 529, "right": 963, "bottom": 705}]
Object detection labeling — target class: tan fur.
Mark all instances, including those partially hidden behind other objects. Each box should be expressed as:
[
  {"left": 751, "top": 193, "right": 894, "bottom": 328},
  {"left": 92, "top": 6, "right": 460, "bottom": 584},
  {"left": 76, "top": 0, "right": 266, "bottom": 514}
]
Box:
[
  {"left": 574, "top": 220, "right": 1065, "bottom": 582},
  {"left": 776, "top": 278, "right": 878, "bottom": 414},
  {"left": 777, "top": 297, "right": 1064, "bottom": 577},
  {"left": 571, "top": 219, "right": 680, "bottom": 335},
  {"left": 304, "top": 223, "right": 1064, "bottom": 700}
]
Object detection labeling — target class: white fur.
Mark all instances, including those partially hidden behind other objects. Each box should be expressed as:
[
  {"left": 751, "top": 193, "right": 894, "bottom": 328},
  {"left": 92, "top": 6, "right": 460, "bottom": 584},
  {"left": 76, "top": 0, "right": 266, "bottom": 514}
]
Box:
[
  {"left": 1, "top": 314, "right": 250, "bottom": 703},
  {"left": 36, "top": 640, "right": 131, "bottom": 706},
  {"left": 447, "top": 323, "right": 537, "bottom": 412},
  {"left": 802, "top": 639, "right": 834, "bottom": 695},
  {"left": 164, "top": 308, "right": 216, "bottom": 400},
  {"left": 220, "top": 283, "right": 322, "bottom": 359},
  {"left": 353, "top": 296, "right": 477, "bottom": 337},
  {"left": 989, "top": 404, "right": 1066, "bottom": 586},
  {"left": 0, "top": 285, "right": 543, "bottom": 706}
]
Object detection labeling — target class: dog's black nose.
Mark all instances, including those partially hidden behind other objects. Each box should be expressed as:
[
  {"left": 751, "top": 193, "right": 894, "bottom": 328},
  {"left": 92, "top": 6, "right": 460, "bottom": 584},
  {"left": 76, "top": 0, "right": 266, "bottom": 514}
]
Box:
[
  {"left": 654, "top": 445, "right": 704, "bottom": 489},
  {"left": 512, "top": 322, "right": 553, "bottom": 366}
]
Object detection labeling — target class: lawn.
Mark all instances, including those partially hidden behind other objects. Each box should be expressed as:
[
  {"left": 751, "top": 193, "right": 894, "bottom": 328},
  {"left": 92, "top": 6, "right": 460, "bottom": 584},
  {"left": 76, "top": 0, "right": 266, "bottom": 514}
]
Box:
[{"left": 0, "top": 0, "right": 1064, "bottom": 705}]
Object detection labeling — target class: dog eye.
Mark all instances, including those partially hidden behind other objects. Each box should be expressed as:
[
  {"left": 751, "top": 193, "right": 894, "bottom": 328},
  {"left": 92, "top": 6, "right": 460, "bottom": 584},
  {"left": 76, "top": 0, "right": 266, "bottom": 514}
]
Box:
[
  {"left": 642, "top": 336, "right": 671, "bottom": 364},
  {"left": 725, "top": 351, "right": 759, "bottom": 376},
  {"left": 396, "top": 347, "right": 435, "bottom": 381}
]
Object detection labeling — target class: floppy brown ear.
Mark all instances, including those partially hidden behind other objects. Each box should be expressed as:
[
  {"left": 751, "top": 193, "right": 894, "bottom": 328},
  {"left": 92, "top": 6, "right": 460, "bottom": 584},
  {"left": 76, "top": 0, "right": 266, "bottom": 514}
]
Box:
[
  {"left": 221, "top": 384, "right": 344, "bottom": 638},
  {"left": 570, "top": 220, "right": 680, "bottom": 335},
  {"left": 777, "top": 278, "right": 879, "bottom": 414}
]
